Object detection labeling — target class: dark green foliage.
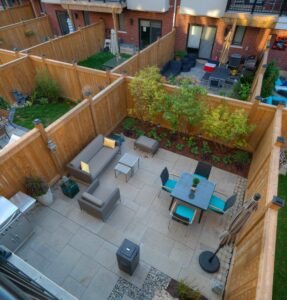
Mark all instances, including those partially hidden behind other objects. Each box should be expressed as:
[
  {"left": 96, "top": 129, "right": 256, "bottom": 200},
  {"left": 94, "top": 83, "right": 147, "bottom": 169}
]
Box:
[
  {"left": 191, "top": 146, "right": 199, "bottom": 156},
  {"left": 187, "top": 137, "right": 197, "bottom": 148},
  {"left": 147, "top": 127, "right": 161, "bottom": 141},
  {"left": 261, "top": 61, "right": 280, "bottom": 98},
  {"left": 202, "top": 141, "right": 212, "bottom": 159},
  {"left": 0, "top": 97, "right": 10, "bottom": 110},
  {"left": 223, "top": 155, "right": 233, "bottom": 165},
  {"left": 212, "top": 155, "right": 221, "bottom": 163},
  {"left": 25, "top": 177, "right": 48, "bottom": 197},
  {"left": 123, "top": 117, "right": 137, "bottom": 132},
  {"left": 232, "top": 150, "right": 251, "bottom": 165},
  {"left": 165, "top": 140, "right": 172, "bottom": 148},
  {"left": 232, "top": 71, "right": 255, "bottom": 101},
  {"left": 176, "top": 143, "right": 184, "bottom": 151},
  {"left": 175, "top": 51, "right": 187, "bottom": 59},
  {"left": 134, "top": 128, "right": 145, "bottom": 138},
  {"left": 177, "top": 280, "right": 201, "bottom": 300}
]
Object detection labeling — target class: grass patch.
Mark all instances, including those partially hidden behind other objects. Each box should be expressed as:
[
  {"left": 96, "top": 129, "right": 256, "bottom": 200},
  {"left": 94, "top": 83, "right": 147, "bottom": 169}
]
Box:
[
  {"left": 273, "top": 174, "right": 287, "bottom": 299},
  {"left": 78, "top": 51, "right": 131, "bottom": 70},
  {"left": 14, "top": 100, "right": 76, "bottom": 129}
]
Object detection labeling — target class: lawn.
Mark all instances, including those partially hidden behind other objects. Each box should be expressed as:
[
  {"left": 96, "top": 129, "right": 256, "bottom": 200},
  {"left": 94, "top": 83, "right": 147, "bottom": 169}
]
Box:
[
  {"left": 78, "top": 51, "right": 131, "bottom": 70},
  {"left": 273, "top": 174, "right": 287, "bottom": 300},
  {"left": 14, "top": 101, "right": 76, "bottom": 129}
]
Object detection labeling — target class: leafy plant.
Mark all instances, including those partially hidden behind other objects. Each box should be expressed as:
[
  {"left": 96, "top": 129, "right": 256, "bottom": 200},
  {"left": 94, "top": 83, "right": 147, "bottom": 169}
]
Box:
[
  {"left": 177, "top": 280, "right": 201, "bottom": 300},
  {"left": 129, "top": 66, "right": 167, "bottom": 121},
  {"left": 163, "top": 82, "right": 207, "bottom": 134},
  {"left": 31, "top": 69, "right": 60, "bottom": 103},
  {"left": 238, "top": 82, "right": 251, "bottom": 101},
  {"left": 233, "top": 150, "right": 251, "bottom": 170},
  {"left": 25, "top": 176, "right": 48, "bottom": 197},
  {"left": 202, "top": 141, "right": 212, "bottom": 159},
  {"left": 212, "top": 155, "right": 221, "bottom": 163},
  {"left": 261, "top": 61, "right": 280, "bottom": 98},
  {"left": 148, "top": 127, "right": 161, "bottom": 141},
  {"left": 187, "top": 137, "right": 197, "bottom": 148},
  {"left": 165, "top": 140, "right": 172, "bottom": 148},
  {"left": 134, "top": 128, "right": 145, "bottom": 138},
  {"left": 191, "top": 146, "right": 199, "bottom": 156},
  {"left": 123, "top": 117, "right": 137, "bottom": 131},
  {"left": 202, "top": 104, "right": 255, "bottom": 148},
  {"left": 159, "top": 132, "right": 167, "bottom": 139},
  {"left": 192, "top": 178, "right": 200, "bottom": 187},
  {"left": 176, "top": 143, "right": 184, "bottom": 151},
  {"left": 175, "top": 51, "right": 187, "bottom": 59},
  {"left": 223, "top": 155, "right": 233, "bottom": 165},
  {"left": 0, "top": 97, "right": 11, "bottom": 110}
]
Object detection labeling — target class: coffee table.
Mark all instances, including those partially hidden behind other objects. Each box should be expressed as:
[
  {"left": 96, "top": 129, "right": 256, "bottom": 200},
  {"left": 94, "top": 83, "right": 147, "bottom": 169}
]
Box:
[
  {"left": 114, "top": 163, "right": 132, "bottom": 182},
  {"left": 118, "top": 153, "right": 140, "bottom": 175}
]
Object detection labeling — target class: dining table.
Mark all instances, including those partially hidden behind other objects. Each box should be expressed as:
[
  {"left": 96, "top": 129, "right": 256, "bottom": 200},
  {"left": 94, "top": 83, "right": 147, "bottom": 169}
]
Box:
[{"left": 170, "top": 172, "right": 216, "bottom": 223}]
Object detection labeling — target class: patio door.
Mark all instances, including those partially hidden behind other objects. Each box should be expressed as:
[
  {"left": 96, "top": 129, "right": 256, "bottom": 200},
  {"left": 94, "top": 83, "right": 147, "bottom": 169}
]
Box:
[
  {"left": 139, "top": 20, "right": 162, "bottom": 49},
  {"left": 56, "top": 11, "right": 70, "bottom": 35},
  {"left": 187, "top": 25, "right": 216, "bottom": 59}
]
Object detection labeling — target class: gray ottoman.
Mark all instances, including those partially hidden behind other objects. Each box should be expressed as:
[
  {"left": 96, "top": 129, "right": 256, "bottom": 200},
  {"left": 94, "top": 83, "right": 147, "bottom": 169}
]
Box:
[
  {"left": 134, "top": 135, "right": 159, "bottom": 156},
  {"left": 116, "top": 239, "right": 140, "bottom": 275}
]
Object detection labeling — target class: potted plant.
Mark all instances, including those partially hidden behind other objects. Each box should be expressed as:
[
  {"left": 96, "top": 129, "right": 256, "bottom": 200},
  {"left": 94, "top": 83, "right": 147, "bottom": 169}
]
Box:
[
  {"left": 191, "top": 178, "right": 200, "bottom": 192},
  {"left": 25, "top": 176, "right": 53, "bottom": 205}
]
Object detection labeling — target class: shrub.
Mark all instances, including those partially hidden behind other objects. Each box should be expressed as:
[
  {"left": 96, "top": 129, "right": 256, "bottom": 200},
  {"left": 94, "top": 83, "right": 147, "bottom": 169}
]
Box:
[
  {"left": 233, "top": 150, "right": 251, "bottom": 170},
  {"left": 175, "top": 51, "right": 187, "bottom": 59},
  {"left": 176, "top": 143, "right": 184, "bottom": 151},
  {"left": 177, "top": 280, "right": 201, "bottom": 300},
  {"left": 123, "top": 117, "right": 137, "bottom": 136},
  {"left": 134, "top": 128, "right": 145, "bottom": 138},
  {"left": 223, "top": 155, "right": 233, "bottom": 165},
  {"left": 187, "top": 137, "right": 197, "bottom": 148},
  {"left": 0, "top": 97, "right": 11, "bottom": 110},
  {"left": 202, "top": 104, "right": 255, "bottom": 148},
  {"left": 212, "top": 155, "right": 221, "bottom": 163},
  {"left": 202, "top": 141, "right": 212, "bottom": 159},
  {"left": 238, "top": 82, "right": 252, "bottom": 101},
  {"left": 25, "top": 176, "right": 48, "bottom": 197},
  {"left": 261, "top": 61, "right": 280, "bottom": 98},
  {"left": 165, "top": 140, "right": 172, "bottom": 148},
  {"left": 32, "top": 69, "right": 60, "bottom": 103},
  {"left": 191, "top": 146, "right": 199, "bottom": 156},
  {"left": 129, "top": 66, "right": 166, "bottom": 121}
]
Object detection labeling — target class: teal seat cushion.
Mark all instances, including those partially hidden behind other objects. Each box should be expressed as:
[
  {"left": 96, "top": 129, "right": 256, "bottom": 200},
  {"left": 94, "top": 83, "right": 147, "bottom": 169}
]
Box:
[
  {"left": 163, "top": 179, "right": 177, "bottom": 192},
  {"left": 175, "top": 205, "right": 195, "bottom": 222},
  {"left": 194, "top": 174, "right": 207, "bottom": 180},
  {"left": 209, "top": 195, "right": 225, "bottom": 214}
]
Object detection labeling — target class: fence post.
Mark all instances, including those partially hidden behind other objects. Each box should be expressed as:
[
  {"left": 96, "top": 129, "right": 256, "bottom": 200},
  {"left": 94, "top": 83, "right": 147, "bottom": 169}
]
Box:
[
  {"left": 73, "top": 63, "right": 83, "bottom": 99},
  {"left": 33, "top": 119, "right": 63, "bottom": 176},
  {"left": 88, "top": 95, "right": 98, "bottom": 135}
]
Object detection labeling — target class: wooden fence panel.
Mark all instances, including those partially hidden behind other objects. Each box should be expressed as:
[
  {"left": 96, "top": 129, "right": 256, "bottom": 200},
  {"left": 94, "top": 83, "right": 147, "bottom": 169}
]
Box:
[
  {"left": 46, "top": 100, "right": 96, "bottom": 168},
  {"left": 112, "top": 29, "right": 176, "bottom": 76},
  {"left": 0, "top": 129, "right": 58, "bottom": 198},
  {"left": 0, "top": 49, "right": 18, "bottom": 64},
  {"left": 91, "top": 77, "right": 127, "bottom": 135},
  {"left": 23, "top": 21, "right": 105, "bottom": 63},
  {"left": 0, "top": 4, "right": 34, "bottom": 27},
  {"left": 0, "top": 16, "right": 53, "bottom": 50}
]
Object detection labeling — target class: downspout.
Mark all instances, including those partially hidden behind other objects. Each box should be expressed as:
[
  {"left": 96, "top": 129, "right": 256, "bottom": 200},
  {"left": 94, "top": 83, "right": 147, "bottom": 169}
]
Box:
[{"left": 172, "top": 0, "right": 177, "bottom": 29}]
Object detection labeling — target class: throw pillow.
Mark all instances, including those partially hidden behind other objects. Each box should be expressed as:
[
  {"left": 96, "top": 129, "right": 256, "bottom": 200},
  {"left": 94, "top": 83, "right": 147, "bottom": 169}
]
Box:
[
  {"left": 103, "top": 137, "right": 116, "bottom": 149},
  {"left": 80, "top": 161, "right": 90, "bottom": 173}
]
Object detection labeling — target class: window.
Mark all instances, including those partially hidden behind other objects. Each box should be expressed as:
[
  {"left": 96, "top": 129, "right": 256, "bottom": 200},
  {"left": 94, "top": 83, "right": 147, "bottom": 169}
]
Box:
[
  {"left": 118, "top": 13, "right": 125, "bottom": 31},
  {"left": 232, "top": 26, "right": 246, "bottom": 46},
  {"left": 83, "top": 11, "right": 90, "bottom": 26}
]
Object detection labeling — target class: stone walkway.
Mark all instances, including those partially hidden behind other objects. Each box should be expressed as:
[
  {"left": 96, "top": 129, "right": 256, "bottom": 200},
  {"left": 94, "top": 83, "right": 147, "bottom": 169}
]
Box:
[
  {"left": 16, "top": 137, "right": 247, "bottom": 300},
  {"left": 0, "top": 124, "right": 28, "bottom": 149}
]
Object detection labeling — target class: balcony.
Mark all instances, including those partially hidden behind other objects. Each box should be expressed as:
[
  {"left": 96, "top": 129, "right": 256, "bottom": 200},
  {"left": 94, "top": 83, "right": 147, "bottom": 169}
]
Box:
[
  {"left": 226, "top": 0, "right": 287, "bottom": 16},
  {"left": 126, "top": 0, "right": 170, "bottom": 13}
]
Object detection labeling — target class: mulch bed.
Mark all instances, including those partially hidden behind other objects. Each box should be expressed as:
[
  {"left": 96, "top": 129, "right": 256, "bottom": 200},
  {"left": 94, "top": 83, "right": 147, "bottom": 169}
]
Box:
[
  {"left": 114, "top": 118, "right": 251, "bottom": 178},
  {"left": 166, "top": 279, "right": 208, "bottom": 300}
]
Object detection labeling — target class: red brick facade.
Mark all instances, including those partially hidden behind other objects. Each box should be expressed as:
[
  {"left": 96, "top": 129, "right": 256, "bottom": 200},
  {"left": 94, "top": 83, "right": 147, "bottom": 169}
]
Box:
[
  {"left": 268, "top": 30, "right": 287, "bottom": 71},
  {"left": 42, "top": 0, "right": 285, "bottom": 69}
]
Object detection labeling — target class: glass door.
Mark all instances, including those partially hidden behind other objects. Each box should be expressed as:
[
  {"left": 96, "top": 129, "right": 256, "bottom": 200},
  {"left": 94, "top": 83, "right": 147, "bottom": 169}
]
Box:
[
  {"left": 187, "top": 25, "right": 203, "bottom": 49},
  {"left": 139, "top": 20, "right": 162, "bottom": 49},
  {"left": 198, "top": 26, "right": 217, "bottom": 59},
  {"left": 56, "top": 11, "right": 70, "bottom": 35}
]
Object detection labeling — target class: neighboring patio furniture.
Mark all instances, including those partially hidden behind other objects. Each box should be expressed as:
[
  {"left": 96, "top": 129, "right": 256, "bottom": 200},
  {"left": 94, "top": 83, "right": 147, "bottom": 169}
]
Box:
[
  {"left": 7, "top": 107, "right": 16, "bottom": 128},
  {"left": 204, "top": 62, "right": 216, "bottom": 73},
  {"left": 170, "top": 172, "right": 215, "bottom": 223},
  {"left": 208, "top": 194, "right": 237, "bottom": 214},
  {"left": 60, "top": 177, "right": 79, "bottom": 198},
  {"left": 116, "top": 239, "right": 140, "bottom": 275},
  {"left": 244, "top": 55, "right": 257, "bottom": 71},
  {"left": 159, "top": 167, "right": 178, "bottom": 196},
  {"left": 201, "top": 72, "right": 211, "bottom": 86},
  {"left": 134, "top": 135, "right": 159, "bottom": 156},
  {"left": 160, "top": 60, "right": 182, "bottom": 78},
  {"left": 194, "top": 162, "right": 212, "bottom": 180},
  {"left": 11, "top": 91, "right": 28, "bottom": 106},
  {"left": 224, "top": 78, "right": 236, "bottom": 89},
  {"left": 114, "top": 163, "right": 132, "bottom": 182},
  {"left": 79, "top": 178, "right": 120, "bottom": 221},
  {"left": 181, "top": 56, "right": 196, "bottom": 72},
  {"left": 169, "top": 201, "right": 197, "bottom": 234},
  {"left": 275, "top": 77, "right": 287, "bottom": 97},
  {"left": 228, "top": 53, "right": 241, "bottom": 69},
  {"left": 0, "top": 124, "right": 9, "bottom": 147},
  {"left": 67, "top": 134, "right": 120, "bottom": 183},
  {"left": 108, "top": 133, "right": 125, "bottom": 152},
  {"left": 209, "top": 66, "right": 230, "bottom": 88},
  {"left": 118, "top": 153, "right": 139, "bottom": 175}
]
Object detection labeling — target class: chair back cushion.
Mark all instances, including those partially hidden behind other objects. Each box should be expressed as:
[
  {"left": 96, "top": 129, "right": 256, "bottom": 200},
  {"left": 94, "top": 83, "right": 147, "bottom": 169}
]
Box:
[
  {"left": 224, "top": 194, "right": 237, "bottom": 212},
  {"left": 160, "top": 167, "right": 169, "bottom": 186},
  {"left": 82, "top": 192, "right": 104, "bottom": 207},
  {"left": 194, "top": 162, "right": 212, "bottom": 179}
]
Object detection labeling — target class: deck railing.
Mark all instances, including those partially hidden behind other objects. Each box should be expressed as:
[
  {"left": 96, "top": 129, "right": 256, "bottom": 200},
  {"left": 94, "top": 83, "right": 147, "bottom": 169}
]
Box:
[{"left": 226, "top": 0, "right": 287, "bottom": 15}]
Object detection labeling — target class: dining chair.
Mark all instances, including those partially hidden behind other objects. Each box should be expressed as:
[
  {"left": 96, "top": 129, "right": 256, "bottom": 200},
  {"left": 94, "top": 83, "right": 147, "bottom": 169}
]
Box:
[
  {"left": 159, "top": 167, "right": 178, "bottom": 197},
  {"left": 194, "top": 162, "right": 212, "bottom": 180},
  {"left": 208, "top": 193, "right": 237, "bottom": 215},
  {"left": 168, "top": 201, "right": 197, "bottom": 235}
]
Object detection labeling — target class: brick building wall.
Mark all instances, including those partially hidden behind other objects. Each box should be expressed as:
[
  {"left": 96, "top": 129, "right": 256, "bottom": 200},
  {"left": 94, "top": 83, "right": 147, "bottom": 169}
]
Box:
[{"left": 268, "top": 29, "right": 287, "bottom": 71}]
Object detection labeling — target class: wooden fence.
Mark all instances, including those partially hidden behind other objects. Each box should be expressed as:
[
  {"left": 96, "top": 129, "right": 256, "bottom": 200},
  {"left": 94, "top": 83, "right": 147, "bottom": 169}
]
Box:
[
  {"left": 112, "top": 29, "right": 176, "bottom": 76},
  {"left": 22, "top": 21, "right": 105, "bottom": 63},
  {"left": 225, "top": 105, "right": 282, "bottom": 300},
  {"left": 0, "top": 16, "right": 53, "bottom": 51},
  {"left": 0, "top": 49, "right": 19, "bottom": 64},
  {"left": 0, "top": 55, "right": 119, "bottom": 103},
  {"left": 0, "top": 4, "right": 34, "bottom": 27}
]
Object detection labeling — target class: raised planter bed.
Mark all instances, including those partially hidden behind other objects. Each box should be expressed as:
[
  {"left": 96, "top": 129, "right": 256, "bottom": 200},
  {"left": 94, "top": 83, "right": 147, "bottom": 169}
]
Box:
[{"left": 115, "top": 117, "right": 252, "bottom": 178}]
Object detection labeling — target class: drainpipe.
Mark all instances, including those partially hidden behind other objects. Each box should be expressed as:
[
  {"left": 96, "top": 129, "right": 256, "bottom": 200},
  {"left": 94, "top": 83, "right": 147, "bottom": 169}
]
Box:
[{"left": 172, "top": 0, "right": 177, "bottom": 29}]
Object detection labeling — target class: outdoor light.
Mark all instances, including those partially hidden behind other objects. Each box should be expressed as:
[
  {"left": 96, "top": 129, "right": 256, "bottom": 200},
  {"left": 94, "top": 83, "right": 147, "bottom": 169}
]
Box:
[{"left": 47, "top": 139, "right": 57, "bottom": 152}]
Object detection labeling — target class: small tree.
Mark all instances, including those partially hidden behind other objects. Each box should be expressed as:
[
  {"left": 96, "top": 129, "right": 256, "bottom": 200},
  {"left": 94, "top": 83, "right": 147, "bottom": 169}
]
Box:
[
  {"left": 128, "top": 66, "right": 166, "bottom": 121},
  {"left": 261, "top": 61, "right": 279, "bottom": 98},
  {"left": 32, "top": 69, "right": 60, "bottom": 103},
  {"left": 162, "top": 80, "right": 207, "bottom": 133},
  {"left": 202, "top": 104, "right": 255, "bottom": 149}
]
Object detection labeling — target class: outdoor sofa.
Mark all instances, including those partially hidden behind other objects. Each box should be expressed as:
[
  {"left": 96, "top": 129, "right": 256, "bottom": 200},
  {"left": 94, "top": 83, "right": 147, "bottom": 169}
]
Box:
[
  {"left": 66, "top": 134, "right": 119, "bottom": 183},
  {"left": 160, "top": 60, "right": 182, "bottom": 78}
]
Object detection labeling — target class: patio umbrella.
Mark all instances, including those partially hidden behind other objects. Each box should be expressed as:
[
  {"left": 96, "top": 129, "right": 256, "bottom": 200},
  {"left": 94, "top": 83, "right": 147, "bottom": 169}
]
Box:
[
  {"left": 110, "top": 29, "right": 119, "bottom": 56},
  {"left": 199, "top": 193, "right": 261, "bottom": 273}
]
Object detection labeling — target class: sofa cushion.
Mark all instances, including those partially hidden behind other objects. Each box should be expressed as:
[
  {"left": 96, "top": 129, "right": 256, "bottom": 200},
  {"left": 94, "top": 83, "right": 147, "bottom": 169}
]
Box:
[
  {"left": 82, "top": 192, "right": 104, "bottom": 207},
  {"left": 80, "top": 161, "right": 90, "bottom": 173},
  {"left": 103, "top": 137, "right": 116, "bottom": 149},
  {"left": 70, "top": 135, "right": 104, "bottom": 168},
  {"left": 88, "top": 146, "right": 118, "bottom": 176}
]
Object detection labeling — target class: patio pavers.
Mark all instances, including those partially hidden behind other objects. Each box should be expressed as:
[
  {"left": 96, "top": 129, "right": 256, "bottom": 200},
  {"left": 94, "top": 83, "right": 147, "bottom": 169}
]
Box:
[
  {"left": 0, "top": 124, "right": 28, "bottom": 148},
  {"left": 16, "top": 137, "right": 246, "bottom": 300}
]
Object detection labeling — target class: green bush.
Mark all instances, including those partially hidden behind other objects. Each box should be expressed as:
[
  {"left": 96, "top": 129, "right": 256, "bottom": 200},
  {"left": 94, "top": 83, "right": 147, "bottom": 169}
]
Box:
[
  {"left": 0, "top": 97, "right": 11, "bottom": 110},
  {"left": 177, "top": 280, "right": 201, "bottom": 300},
  {"left": 261, "top": 61, "right": 280, "bottom": 98},
  {"left": 232, "top": 150, "right": 251, "bottom": 168},
  {"left": 202, "top": 141, "right": 212, "bottom": 158},
  {"left": 32, "top": 69, "right": 60, "bottom": 103},
  {"left": 176, "top": 143, "right": 184, "bottom": 151},
  {"left": 212, "top": 155, "right": 221, "bottom": 163},
  {"left": 123, "top": 117, "right": 137, "bottom": 132},
  {"left": 165, "top": 140, "right": 172, "bottom": 148},
  {"left": 175, "top": 51, "right": 187, "bottom": 59}
]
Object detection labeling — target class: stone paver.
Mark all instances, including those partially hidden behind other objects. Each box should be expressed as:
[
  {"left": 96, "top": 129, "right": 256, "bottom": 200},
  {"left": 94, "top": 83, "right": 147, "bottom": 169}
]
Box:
[{"left": 16, "top": 137, "right": 246, "bottom": 300}]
